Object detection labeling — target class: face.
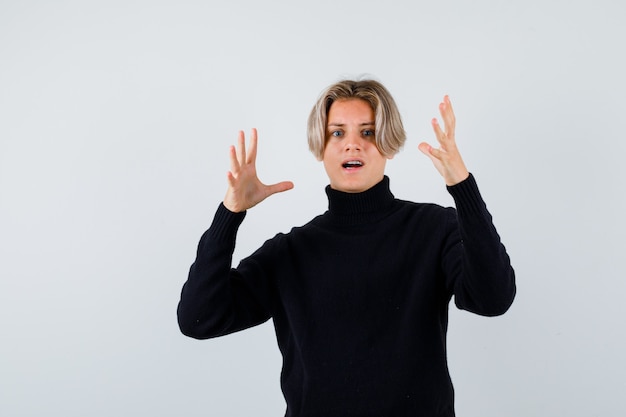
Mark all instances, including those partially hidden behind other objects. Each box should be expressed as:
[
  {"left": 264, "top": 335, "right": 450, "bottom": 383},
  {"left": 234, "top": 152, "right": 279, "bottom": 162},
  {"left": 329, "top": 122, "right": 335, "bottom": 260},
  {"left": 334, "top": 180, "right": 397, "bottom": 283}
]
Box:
[{"left": 322, "top": 99, "right": 392, "bottom": 193}]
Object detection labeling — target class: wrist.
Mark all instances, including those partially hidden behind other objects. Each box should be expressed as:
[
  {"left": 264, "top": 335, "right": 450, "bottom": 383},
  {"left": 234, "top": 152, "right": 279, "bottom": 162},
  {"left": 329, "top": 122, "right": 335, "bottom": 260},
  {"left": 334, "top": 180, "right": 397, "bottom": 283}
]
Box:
[{"left": 444, "top": 168, "right": 469, "bottom": 186}]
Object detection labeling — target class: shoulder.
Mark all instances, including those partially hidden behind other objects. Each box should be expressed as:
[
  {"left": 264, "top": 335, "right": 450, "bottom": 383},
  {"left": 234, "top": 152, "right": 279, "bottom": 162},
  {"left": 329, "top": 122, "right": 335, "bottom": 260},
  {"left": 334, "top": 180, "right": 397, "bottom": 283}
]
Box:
[
  {"left": 389, "top": 199, "right": 458, "bottom": 241},
  {"left": 393, "top": 198, "right": 456, "bottom": 219},
  {"left": 256, "top": 213, "right": 326, "bottom": 248}
]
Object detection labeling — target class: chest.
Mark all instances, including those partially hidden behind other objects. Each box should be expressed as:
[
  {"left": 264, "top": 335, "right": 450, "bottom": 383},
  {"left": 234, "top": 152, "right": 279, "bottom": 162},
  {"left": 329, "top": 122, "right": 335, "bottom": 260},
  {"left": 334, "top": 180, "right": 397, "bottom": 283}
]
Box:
[{"left": 276, "top": 224, "right": 447, "bottom": 319}]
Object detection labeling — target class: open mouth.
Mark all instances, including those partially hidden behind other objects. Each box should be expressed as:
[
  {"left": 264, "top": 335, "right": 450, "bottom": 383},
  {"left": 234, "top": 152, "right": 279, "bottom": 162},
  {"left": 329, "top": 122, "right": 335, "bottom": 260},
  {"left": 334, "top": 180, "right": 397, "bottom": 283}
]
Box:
[{"left": 342, "top": 160, "right": 364, "bottom": 169}]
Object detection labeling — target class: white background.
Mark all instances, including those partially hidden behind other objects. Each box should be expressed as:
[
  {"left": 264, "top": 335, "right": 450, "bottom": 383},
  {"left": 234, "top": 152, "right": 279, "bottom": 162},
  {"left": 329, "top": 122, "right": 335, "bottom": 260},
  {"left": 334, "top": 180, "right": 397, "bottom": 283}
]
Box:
[{"left": 1, "top": 1, "right": 625, "bottom": 416}]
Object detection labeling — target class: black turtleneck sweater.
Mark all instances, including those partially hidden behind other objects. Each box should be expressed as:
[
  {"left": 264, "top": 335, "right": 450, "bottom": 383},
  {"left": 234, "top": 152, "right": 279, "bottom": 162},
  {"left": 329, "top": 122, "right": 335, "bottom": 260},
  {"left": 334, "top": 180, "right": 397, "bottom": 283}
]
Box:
[{"left": 178, "top": 174, "right": 516, "bottom": 417}]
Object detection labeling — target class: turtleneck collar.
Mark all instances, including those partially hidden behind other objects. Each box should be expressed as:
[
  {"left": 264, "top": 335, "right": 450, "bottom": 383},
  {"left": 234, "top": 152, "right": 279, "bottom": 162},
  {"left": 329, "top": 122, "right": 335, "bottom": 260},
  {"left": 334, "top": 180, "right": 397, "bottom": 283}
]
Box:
[{"left": 323, "top": 176, "right": 396, "bottom": 226}]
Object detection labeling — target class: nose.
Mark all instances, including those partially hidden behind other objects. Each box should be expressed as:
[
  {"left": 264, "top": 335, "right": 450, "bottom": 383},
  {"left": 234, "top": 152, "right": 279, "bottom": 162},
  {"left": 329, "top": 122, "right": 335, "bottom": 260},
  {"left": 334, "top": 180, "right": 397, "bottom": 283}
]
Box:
[{"left": 344, "top": 131, "right": 363, "bottom": 152}]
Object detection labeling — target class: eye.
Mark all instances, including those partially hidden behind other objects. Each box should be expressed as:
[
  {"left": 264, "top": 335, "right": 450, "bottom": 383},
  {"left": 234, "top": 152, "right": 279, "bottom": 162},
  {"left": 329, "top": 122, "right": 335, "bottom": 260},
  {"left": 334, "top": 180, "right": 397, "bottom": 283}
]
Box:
[
  {"left": 362, "top": 129, "right": 375, "bottom": 137},
  {"left": 330, "top": 130, "right": 343, "bottom": 137}
]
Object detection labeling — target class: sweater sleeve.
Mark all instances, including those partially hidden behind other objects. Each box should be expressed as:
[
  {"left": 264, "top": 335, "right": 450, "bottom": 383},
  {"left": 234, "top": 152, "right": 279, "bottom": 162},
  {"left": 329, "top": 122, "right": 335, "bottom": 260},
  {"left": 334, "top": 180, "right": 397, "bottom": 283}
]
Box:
[
  {"left": 177, "top": 203, "right": 272, "bottom": 339},
  {"left": 443, "top": 174, "right": 516, "bottom": 316}
]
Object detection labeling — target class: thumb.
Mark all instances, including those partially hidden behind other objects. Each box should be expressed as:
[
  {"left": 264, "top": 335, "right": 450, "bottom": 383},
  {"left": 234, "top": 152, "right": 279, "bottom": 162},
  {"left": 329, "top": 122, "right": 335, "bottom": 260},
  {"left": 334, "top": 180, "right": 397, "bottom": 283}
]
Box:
[
  {"left": 266, "top": 181, "right": 294, "bottom": 197},
  {"left": 418, "top": 142, "right": 439, "bottom": 161}
]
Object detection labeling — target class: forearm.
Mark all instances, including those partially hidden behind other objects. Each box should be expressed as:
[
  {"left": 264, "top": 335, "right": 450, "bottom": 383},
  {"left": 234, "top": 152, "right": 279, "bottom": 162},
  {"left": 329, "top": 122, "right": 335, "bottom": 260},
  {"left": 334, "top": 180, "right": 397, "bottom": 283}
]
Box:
[
  {"left": 177, "top": 204, "right": 254, "bottom": 339},
  {"left": 446, "top": 174, "right": 516, "bottom": 316}
]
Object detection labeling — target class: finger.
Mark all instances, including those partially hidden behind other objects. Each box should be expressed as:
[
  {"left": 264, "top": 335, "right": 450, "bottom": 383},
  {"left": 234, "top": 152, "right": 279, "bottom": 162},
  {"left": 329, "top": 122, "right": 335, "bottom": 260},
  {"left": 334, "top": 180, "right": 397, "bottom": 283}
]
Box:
[
  {"left": 266, "top": 181, "right": 295, "bottom": 197},
  {"left": 431, "top": 118, "right": 446, "bottom": 145},
  {"left": 237, "top": 130, "right": 246, "bottom": 165},
  {"left": 418, "top": 141, "right": 442, "bottom": 162},
  {"left": 417, "top": 141, "right": 430, "bottom": 155},
  {"left": 228, "top": 145, "right": 240, "bottom": 174},
  {"left": 444, "top": 95, "right": 455, "bottom": 116},
  {"left": 247, "top": 128, "right": 258, "bottom": 165},
  {"left": 226, "top": 170, "right": 236, "bottom": 187},
  {"left": 439, "top": 95, "right": 456, "bottom": 141},
  {"left": 428, "top": 146, "right": 443, "bottom": 160}
]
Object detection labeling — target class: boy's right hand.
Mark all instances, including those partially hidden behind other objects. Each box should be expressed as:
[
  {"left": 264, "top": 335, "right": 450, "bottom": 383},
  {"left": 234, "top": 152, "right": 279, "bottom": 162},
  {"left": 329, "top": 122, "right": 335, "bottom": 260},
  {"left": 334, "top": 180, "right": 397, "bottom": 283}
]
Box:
[{"left": 223, "top": 128, "right": 294, "bottom": 213}]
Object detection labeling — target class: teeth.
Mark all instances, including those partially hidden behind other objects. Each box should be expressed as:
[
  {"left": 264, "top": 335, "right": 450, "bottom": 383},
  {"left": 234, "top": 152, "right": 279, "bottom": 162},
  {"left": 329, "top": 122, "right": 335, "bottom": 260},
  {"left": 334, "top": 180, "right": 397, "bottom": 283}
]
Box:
[{"left": 343, "top": 160, "right": 363, "bottom": 167}]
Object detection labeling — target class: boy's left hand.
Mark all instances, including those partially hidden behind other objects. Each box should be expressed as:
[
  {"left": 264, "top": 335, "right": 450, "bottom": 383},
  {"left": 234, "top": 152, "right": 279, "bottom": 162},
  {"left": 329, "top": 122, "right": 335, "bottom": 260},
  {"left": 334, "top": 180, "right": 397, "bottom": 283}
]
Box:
[{"left": 418, "top": 95, "right": 470, "bottom": 186}]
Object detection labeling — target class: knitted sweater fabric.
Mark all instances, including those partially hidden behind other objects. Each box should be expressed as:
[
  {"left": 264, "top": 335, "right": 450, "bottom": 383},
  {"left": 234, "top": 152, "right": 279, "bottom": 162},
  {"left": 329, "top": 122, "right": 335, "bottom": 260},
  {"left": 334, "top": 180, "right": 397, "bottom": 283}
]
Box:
[{"left": 178, "top": 174, "right": 516, "bottom": 417}]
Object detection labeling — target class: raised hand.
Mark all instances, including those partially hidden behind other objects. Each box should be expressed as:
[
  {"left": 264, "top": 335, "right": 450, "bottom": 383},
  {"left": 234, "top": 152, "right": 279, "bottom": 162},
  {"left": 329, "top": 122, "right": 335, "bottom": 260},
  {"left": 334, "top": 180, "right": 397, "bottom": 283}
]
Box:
[
  {"left": 418, "top": 95, "right": 470, "bottom": 186},
  {"left": 222, "top": 128, "right": 294, "bottom": 212}
]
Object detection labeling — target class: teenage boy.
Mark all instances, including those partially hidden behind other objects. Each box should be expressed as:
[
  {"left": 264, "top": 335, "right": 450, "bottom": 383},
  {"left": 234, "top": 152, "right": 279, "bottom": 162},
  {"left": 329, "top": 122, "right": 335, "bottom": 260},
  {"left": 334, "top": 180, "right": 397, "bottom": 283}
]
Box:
[{"left": 178, "top": 79, "right": 516, "bottom": 417}]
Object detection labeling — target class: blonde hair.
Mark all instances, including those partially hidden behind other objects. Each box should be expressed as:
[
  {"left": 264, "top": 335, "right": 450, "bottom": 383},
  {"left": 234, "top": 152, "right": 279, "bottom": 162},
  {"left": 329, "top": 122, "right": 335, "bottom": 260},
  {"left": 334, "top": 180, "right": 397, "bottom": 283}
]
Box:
[{"left": 307, "top": 79, "right": 406, "bottom": 160}]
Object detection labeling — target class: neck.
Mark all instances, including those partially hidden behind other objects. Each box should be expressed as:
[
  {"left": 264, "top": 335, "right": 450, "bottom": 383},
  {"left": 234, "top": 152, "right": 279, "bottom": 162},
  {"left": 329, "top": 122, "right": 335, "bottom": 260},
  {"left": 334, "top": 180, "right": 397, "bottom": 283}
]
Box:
[{"left": 324, "top": 176, "right": 395, "bottom": 226}]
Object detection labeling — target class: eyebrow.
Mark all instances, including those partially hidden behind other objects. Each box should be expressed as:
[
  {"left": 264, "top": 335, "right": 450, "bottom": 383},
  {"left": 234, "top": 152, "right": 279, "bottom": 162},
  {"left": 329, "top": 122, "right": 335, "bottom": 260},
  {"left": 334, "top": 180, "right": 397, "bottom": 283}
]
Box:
[{"left": 327, "top": 122, "right": 375, "bottom": 127}]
